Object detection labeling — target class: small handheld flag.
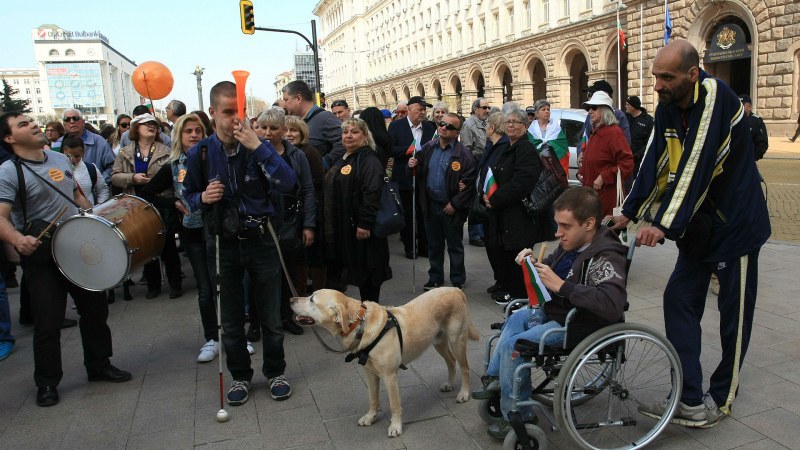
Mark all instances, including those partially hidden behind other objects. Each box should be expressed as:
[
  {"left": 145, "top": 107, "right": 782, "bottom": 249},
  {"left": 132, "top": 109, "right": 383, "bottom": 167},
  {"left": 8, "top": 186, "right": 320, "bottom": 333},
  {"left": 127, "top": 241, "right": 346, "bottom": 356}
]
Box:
[
  {"left": 665, "top": 1, "right": 672, "bottom": 45},
  {"left": 405, "top": 139, "right": 417, "bottom": 157},
  {"left": 483, "top": 167, "right": 498, "bottom": 199},
  {"left": 522, "top": 255, "right": 551, "bottom": 307}
]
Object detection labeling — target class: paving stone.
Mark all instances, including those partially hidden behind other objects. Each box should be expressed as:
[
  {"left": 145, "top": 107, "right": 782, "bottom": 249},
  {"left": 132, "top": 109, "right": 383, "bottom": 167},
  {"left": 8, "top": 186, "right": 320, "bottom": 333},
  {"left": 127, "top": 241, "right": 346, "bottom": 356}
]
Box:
[
  {"left": 128, "top": 426, "right": 195, "bottom": 450},
  {"left": 739, "top": 408, "right": 800, "bottom": 450}
]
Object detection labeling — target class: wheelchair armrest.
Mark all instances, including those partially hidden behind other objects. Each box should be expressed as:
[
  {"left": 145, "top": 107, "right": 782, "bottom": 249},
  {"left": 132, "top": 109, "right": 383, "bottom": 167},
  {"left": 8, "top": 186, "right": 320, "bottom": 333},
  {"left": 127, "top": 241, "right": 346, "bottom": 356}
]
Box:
[{"left": 490, "top": 322, "right": 504, "bottom": 330}]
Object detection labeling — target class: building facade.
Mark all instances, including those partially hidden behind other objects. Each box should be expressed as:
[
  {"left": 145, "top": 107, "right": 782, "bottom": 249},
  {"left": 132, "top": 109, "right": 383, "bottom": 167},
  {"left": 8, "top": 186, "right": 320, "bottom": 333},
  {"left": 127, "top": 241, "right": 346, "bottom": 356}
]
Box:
[
  {"left": 31, "top": 24, "right": 139, "bottom": 125},
  {"left": 314, "top": 0, "right": 800, "bottom": 133},
  {"left": 273, "top": 70, "right": 295, "bottom": 101},
  {"left": 0, "top": 69, "right": 48, "bottom": 117}
]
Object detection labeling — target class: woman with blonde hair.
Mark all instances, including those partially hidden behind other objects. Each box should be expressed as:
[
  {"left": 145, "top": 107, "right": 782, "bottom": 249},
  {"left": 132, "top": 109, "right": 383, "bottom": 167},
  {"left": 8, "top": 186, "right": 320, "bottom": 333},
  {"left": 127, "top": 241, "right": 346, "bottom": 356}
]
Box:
[{"left": 323, "top": 118, "right": 391, "bottom": 301}]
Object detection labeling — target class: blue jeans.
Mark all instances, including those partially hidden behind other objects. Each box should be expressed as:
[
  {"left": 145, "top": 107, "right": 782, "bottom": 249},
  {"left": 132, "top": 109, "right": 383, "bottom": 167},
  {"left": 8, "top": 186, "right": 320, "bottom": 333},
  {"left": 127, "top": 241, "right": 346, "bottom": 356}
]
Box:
[
  {"left": 208, "top": 232, "right": 284, "bottom": 381},
  {"left": 487, "top": 308, "right": 564, "bottom": 420},
  {"left": 0, "top": 272, "right": 13, "bottom": 344},
  {"left": 424, "top": 201, "right": 466, "bottom": 285},
  {"left": 468, "top": 223, "right": 483, "bottom": 241},
  {"left": 183, "top": 230, "right": 215, "bottom": 342}
]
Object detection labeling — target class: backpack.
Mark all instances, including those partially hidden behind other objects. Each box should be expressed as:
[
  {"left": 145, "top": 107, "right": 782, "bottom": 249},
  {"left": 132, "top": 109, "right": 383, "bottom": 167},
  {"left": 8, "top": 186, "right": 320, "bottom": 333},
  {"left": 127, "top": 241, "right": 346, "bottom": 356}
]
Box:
[{"left": 84, "top": 160, "right": 98, "bottom": 191}]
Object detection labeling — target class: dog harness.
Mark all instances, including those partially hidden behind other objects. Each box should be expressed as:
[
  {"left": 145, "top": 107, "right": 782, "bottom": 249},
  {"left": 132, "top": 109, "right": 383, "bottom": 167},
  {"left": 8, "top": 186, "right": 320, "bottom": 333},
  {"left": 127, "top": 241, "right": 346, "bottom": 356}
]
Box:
[{"left": 345, "top": 309, "right": 407, "bottom": 370}]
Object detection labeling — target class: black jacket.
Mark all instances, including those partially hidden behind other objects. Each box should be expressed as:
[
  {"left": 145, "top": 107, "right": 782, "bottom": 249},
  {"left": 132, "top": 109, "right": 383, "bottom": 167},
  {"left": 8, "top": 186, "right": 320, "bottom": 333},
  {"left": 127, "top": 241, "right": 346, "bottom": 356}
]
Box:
[
  {"left": 484, "top": 138, "right": 542, "bottom": 250},
  {"left": 409, "top": 139, "right": 477, "bottom": 222},
  {"left": 542, "top": 226, "right": 629, "bottom": 325},
  {"left": 745, "top": 112, "right": 769, "bottom": 161},
  {"left": 626, "top": 111, "right": 654, "bottom": 157},
  {"left": 388, "top": 118, "right": 436, "bottom": 190}
]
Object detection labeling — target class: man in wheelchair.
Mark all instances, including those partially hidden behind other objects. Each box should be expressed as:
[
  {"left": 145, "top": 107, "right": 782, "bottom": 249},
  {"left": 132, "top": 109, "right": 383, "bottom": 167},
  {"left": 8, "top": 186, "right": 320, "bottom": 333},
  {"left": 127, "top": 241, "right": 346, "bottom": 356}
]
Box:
[{"left": 475, "top": 187, "right": 629, "bottom": 438}]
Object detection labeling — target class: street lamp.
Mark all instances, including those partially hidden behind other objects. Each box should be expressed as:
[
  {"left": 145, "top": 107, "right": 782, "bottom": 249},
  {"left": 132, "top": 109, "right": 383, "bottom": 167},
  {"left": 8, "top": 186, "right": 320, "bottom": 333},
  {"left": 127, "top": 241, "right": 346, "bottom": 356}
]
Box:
[{"left": 192, "top": 65, "right": 205, "bottom": 111}]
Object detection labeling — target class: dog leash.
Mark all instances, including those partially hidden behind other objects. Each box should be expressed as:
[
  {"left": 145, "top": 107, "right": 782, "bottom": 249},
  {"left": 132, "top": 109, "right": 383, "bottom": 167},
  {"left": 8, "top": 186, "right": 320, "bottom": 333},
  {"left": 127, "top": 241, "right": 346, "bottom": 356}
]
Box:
[{"left": 265, "top": 220, "right": 354, "bottom": 354}]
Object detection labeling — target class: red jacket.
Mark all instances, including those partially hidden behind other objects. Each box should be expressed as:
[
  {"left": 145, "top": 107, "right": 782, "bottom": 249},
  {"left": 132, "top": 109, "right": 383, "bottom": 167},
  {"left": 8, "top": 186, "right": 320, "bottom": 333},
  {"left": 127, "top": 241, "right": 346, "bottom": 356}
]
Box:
[{"left": 578, "top": 124, "right": 634, "bottom": 216}]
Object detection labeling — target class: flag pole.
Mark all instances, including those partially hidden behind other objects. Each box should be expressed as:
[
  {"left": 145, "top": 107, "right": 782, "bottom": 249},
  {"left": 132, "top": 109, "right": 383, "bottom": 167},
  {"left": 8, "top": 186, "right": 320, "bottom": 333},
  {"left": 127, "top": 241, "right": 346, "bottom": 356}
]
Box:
[
  {"left": 639, "top": 3, "right": 644, "bottom": 98},
  {"left": 412, "top": 164, "right": 417, "bottom": 293},
  {"left": 617, "top": 2, "right": 622, "bottom": 108}
]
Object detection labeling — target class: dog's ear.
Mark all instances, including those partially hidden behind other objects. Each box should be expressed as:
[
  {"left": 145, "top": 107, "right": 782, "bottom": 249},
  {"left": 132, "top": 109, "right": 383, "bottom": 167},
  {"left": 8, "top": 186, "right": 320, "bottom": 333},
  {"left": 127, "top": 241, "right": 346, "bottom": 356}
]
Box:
[{"left": 333, "top": 298, "right": 352, "bottom": 335}]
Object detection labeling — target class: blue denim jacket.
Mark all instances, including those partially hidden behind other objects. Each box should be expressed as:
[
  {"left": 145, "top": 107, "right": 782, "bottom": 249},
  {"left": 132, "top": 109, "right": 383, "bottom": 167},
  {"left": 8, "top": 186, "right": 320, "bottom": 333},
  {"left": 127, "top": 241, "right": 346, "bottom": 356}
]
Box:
[{"left": 172, "top": 153, "right": 203, "bottom": 229}]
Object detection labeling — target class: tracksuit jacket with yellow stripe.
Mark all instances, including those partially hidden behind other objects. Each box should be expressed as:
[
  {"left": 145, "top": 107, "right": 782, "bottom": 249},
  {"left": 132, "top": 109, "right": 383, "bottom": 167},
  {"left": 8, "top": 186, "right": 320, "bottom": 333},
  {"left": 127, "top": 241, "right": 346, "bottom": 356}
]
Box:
[{"left": 622, "top": 69, "right": 770, "bottom": 263}]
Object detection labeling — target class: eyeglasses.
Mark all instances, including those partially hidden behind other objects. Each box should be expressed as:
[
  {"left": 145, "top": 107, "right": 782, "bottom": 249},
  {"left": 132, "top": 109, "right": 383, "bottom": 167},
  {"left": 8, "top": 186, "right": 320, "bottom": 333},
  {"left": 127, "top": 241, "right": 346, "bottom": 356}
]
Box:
[
  {"left": 437, "top": 121, "right": 460, "bottom": 131},
  {"left": 45, "top": 128, "right": 56, "bottom": 133},
  {"left": 478, "top": 106, "right": 490, "bottom": 110},
  {"left": 331, "top": 100, "right": 348, "bottom": 108},
  {"left": 119, "top": 122, "right": 130, "bottom": 128},
  {"left": 63, "top": 116, "right": 81, "bottom": 122},
  {"left": 505, "top": 120, "right": 525, "bottom": 126}
]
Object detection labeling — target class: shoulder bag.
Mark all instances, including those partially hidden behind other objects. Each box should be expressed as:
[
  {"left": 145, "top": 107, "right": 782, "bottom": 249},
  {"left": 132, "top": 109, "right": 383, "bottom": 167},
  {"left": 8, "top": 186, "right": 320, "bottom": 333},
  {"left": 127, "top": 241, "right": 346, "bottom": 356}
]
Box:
[{"left": 522, "top": 144, "right": 568, "bottom": 216}]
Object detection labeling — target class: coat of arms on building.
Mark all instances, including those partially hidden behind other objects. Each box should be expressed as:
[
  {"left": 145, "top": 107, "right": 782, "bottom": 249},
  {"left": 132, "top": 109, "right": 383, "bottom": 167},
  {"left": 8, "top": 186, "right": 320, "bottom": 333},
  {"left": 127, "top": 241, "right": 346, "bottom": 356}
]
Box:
[{"left": 716, "top": 26, "right": 737, "bottom": 50}]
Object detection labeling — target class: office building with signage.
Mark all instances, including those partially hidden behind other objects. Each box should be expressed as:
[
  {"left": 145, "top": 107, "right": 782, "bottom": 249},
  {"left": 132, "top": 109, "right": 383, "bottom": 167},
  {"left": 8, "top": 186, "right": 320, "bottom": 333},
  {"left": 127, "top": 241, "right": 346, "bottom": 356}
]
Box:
[
  {"left": 32, "top": 24, "right": 139, "bottom": 125},
  {"left": 315, "top": 0, "right": 800, "bottom": 133},
  {"left": 0, "top": 68, "right": 48, "bottom": 116}
]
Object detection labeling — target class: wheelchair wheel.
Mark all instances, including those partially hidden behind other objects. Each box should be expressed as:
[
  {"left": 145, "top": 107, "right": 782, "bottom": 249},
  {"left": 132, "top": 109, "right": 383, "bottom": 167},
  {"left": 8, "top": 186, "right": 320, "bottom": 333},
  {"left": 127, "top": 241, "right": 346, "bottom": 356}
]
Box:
[
  {"left": 478, "top": 381, "right": 503, "bottom": 425},
  {"left": 553, "top": 323, "right": 682, "bottom": 450},
  {"left": 502, "top": 423, "right": 548, "bottom": 450}
]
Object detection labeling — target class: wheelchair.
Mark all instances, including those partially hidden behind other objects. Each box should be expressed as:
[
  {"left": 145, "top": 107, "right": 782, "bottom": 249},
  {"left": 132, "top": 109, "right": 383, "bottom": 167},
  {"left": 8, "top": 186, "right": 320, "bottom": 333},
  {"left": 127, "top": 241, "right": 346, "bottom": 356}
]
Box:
[{"left": 477, "top": 244, "right": 683, "bottom": 450}]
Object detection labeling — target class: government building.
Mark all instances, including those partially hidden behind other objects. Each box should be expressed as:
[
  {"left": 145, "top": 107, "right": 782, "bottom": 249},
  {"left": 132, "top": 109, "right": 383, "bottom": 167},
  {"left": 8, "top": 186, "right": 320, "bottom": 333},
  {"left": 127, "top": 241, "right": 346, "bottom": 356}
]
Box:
[{"left": 314, "top": 0, "right": 800, "bottom": 133}]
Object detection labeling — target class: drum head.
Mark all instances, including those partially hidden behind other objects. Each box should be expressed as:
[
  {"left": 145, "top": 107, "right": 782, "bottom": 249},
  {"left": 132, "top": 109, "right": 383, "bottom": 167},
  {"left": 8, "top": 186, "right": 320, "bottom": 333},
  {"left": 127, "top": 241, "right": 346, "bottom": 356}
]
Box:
[{"left": 52, "top": 215, "right": 130, "bottom": 291}]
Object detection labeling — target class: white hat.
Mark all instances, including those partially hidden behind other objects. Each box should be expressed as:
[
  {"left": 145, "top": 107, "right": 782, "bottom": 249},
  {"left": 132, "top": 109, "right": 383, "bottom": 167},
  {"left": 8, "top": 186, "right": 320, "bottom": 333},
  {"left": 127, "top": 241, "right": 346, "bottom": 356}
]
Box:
[
  {"left": 130, "top": 113, "right": 159, "bottom": 126},
  {"left": 582, "top": 91, "right": 614, "bottom": 111}
]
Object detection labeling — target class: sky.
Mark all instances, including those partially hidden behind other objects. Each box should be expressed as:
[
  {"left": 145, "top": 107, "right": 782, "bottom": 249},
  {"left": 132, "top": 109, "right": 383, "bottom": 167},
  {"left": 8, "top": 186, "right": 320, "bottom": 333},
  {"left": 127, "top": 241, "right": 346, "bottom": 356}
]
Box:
[{"left": 0, "top": 0, "right": 320, "bottom": 113}]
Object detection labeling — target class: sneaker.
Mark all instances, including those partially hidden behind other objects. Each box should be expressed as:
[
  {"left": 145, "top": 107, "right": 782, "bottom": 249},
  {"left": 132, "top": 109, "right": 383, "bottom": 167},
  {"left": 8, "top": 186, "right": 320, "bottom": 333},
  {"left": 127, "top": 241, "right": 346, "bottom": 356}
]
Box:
[
  {"left": 452, "top": 283, "right": 465, "bottom": 290},
  {"left": 268, "top": 375, "right": 292, "bottom": 400},
  {"left": 247, "top": 341, "right": 255, "bottom": 355},
  {"left": 638, "top": 394, "right": 728, "bottom": 429},
  {"left": 469, "top": 239, "right": 485, "bottom": 247},
  {"left": 710, "top": 274, "right": 720, "bottom": 296},
  {"left": 487, "top": 415, "right": 537, "bottom": 439},
  {"left": 486, "top": 282, "right": 503, "bottom": 294},
  {"left": 226, "top": 380, "right": 251, "bottom": 406},
  {"left": 423, "top": 281, "right": 441, "bottom": 291},
  {"left": 0, "top": 341, "right": 14, "bottom": 361},
  {"left": 197, "top": 340, "right": 219, "bottom": 363},
  {"left": 494, "top": 293, "right": 512, "bottom": 306}
]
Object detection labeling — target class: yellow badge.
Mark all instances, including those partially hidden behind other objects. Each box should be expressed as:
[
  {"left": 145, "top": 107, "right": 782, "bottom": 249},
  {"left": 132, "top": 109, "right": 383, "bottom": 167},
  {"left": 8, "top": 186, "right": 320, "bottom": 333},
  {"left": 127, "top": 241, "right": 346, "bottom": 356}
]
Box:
[
  {"left": 48, "top": 168, "right": 64, "bottom": 182},
  {"left": 451, "top": 161, "right": 461, "bottom": 172},
  {"left": 177, "top": 169, "right": 187, "bottom": 183},
  {"left": 340, "top": 165, "right": 352, "bottom": 175}
]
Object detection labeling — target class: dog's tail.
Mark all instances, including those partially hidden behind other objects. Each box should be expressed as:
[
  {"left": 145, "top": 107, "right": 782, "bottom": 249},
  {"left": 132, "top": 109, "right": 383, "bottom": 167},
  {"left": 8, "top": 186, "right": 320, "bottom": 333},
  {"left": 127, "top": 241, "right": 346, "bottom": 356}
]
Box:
[{"left": 457, "top": 289, "right": 480, "bottom": 341}]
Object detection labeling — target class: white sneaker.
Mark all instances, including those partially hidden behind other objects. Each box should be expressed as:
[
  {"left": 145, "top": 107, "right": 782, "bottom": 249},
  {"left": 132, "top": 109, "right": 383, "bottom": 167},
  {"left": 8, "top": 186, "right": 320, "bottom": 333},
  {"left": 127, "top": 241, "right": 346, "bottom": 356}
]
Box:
[
  {"left": 710, "top": 274, "right": 720, "bottom": 296},
  {"left": 197, "top": 340, "right": 219, "bottom": 363},
  {"left": 247, "top": 341, "right": 255, "bottom": 355}
]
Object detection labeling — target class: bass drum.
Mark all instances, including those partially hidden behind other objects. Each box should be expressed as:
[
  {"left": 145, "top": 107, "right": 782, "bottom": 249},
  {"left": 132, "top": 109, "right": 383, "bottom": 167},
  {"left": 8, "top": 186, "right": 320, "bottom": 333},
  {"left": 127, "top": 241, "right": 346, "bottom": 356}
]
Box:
[{"left": 52, "top": 194, "right": 166, "bottom": 291}]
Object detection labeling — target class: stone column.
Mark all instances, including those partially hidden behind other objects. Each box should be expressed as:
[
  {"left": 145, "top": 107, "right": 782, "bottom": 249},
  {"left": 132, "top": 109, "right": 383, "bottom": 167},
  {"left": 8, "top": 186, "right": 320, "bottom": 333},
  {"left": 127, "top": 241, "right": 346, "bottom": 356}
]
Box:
[
  {"left": 545, "top": 76, "right": 572, "bottom": 109},
  {"left": 514, "top": 81, "right": 534, "bottom": 107}
]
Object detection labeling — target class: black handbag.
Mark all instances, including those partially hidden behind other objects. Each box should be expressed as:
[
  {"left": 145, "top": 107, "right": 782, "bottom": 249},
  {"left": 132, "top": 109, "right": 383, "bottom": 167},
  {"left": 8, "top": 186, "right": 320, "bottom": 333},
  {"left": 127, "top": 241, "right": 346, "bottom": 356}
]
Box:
[
  {"left": 373, "top": 177, "right": 405, "bottom": 238},
  {"left": 522, "top": 146, "right": 568, "bottom": 216}
]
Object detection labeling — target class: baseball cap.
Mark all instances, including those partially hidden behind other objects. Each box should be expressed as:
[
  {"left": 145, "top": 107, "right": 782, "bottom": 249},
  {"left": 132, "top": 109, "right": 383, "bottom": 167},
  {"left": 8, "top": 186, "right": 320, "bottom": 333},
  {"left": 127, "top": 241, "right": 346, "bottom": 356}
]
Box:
[
  {"left": 525, "top": 106, "right": 536, "bottom": 115},
  {"left": 407, "top": 96, "right": 433, "bottom": 108},
  {"left": 739, "top": 94, "right": 752, "bottom": 104},
  {"left": 380, "top": 108, "right": 391, "bottom": 118},
  {"left": 584, "top": 80, "right": 614, "bottom": 96}
]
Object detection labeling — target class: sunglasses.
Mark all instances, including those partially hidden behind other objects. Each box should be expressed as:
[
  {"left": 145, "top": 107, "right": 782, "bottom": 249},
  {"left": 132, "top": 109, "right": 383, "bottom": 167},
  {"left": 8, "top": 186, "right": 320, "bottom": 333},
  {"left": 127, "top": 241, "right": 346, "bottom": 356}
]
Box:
[
  {"left": 437, "top": 121, "right": 460, "bottom": 131},
  {"left": 119, "top": 122, "right": 130, "bottom": 128},
  {"left": 478, "top": 106, "right": 490, "bottom": 110},
  {"left": 331, "top": 100, "right": 348, "bottom": 108},
  {"left": 63, "top": 116, "right": 81, "bottom": 122}
]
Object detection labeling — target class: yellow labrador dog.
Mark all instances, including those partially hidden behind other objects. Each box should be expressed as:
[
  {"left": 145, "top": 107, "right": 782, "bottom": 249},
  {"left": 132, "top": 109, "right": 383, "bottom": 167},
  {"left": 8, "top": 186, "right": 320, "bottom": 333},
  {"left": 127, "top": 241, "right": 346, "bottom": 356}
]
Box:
[{"left": 291, "top": 288, "right": 479, "bottom": 437}]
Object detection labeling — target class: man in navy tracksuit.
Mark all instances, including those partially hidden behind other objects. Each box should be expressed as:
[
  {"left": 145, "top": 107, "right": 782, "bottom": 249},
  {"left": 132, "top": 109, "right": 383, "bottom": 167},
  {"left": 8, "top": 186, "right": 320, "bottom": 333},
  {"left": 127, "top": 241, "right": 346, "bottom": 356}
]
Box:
[{"left": 611, "top": 40, "right": 770, "bottom": 428}]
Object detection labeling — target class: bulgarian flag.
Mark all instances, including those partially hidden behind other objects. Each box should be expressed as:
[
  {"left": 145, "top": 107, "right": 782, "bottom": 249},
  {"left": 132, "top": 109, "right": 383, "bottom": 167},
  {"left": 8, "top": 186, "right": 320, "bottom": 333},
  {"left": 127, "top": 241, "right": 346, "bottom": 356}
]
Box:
[
  {"left": 483, "top": 167, "right": 498, "bottom": 199},
  {"left": 618, "top": 20, "right": 627, "bottom": 50},
  {"left": 522, "top": 256, "right": 551, "bottom": 307},
  {"left": 405, "top": 138, "right": 417, "bottom": 156},
  {"left": 528, "top": 130, "right": 570, "bottom": 176}
]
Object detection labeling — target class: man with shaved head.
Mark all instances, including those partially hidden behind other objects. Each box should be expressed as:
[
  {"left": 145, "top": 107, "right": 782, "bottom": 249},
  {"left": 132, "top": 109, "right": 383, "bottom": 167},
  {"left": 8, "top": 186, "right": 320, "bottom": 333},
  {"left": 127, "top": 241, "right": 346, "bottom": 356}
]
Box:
[{"left": 610, "top": 40, "right": 770, "bottom": 429}]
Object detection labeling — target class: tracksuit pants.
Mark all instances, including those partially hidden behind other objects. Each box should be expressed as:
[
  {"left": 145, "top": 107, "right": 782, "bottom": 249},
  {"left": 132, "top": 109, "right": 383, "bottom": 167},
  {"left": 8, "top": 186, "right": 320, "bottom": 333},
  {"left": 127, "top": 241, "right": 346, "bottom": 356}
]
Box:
[{"left": 664, "top": 249, "right": 760, "bottom": 413}]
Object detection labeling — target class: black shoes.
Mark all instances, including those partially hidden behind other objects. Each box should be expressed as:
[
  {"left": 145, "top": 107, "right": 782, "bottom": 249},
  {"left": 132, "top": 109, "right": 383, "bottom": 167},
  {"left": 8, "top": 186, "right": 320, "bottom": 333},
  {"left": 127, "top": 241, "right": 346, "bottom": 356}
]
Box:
[
  {"left": 145, "top": 288, "right": 161, "bottom": 299},
  {"left": 247, "top": 324, "right": 261, "bottom": 342},
  {"left": 469, "top": 239, "right": 485, "bottom": 247},
  {"left": 37, "top": 386, "right": 59, "bottom": 407},
  {"left": 283, "top": 319, "right": 304, "bottom": 336},
  {"left": 169, "top": 287, "right": 183, "bottom": 299},
  {"left": 453, "top": 283, "right": 465, "bottom": 290},
  {"left": 423, "top": 281, "right": 441, "bottom": 291},
  {"left": 486, "top": 282, "right": 504, "bottom": 294},
  {"left": 61, "top": 318, "right": 77, "bottom": 329},
  {"left": 88, "top": 364, "right": 132, "bottom": 383}
]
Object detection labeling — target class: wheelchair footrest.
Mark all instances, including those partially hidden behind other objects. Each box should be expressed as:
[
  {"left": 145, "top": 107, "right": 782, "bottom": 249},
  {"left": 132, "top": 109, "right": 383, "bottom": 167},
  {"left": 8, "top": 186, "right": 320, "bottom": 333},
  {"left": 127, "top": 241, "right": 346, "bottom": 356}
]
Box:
[{"left": 490, "top": 322, "right": 503, "bottom": 330}]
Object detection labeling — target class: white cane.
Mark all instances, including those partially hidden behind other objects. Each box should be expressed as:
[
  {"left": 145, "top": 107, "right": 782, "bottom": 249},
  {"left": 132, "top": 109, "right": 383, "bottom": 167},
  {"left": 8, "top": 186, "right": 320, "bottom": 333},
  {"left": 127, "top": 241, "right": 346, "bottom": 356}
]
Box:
[{"left": 411, "top": 158, "right": 417, "bottom": 293}]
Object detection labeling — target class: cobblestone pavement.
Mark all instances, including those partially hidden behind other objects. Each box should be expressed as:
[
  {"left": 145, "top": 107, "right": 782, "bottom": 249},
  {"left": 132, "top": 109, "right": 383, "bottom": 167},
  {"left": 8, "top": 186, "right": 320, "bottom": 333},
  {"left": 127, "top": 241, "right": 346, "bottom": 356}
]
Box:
[{"left": 760, "top": 158, "right": 800, "bottom": 242}]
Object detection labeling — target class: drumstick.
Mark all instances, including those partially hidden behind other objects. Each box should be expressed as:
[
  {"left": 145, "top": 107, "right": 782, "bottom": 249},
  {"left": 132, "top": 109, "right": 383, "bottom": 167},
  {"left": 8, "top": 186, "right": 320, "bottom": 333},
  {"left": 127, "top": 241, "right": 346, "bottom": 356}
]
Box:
[
  {"left": 36, "top": 206, "right": 69, "bottom": 241},
  {"left": 537, "top": 243, "right": 547, "bottom": 263}
]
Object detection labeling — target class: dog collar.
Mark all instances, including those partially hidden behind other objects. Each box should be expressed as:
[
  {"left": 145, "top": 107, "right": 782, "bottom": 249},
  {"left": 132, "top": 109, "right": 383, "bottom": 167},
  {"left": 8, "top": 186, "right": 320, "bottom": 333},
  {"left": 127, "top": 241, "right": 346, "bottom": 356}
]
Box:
[{"left": 341, "top": 303, "right": 368, "bottom": 337}]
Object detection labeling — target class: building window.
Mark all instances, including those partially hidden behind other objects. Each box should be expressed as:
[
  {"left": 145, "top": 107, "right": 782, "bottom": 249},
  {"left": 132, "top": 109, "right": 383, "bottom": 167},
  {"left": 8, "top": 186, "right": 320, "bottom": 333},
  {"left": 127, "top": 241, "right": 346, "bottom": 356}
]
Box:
[
  {"left": 49, "top": 49, "right": 59, "bottom": 56},
  {"left": 24, "top": 79, "right": 30, "bottom": 84},
  {"left": 37, "top": 98, "right": 42, "bottom": 104},
  {"left": 36, "top": 88, "right": 41, "bottom": 94},
  {"left": 66, "top": 49, "right": 76, "bottom": 56},
  {"left": 524, "top": 0, "right": 531, "bottom": 28},
  {"left": 508, "top": 7, "right": 514, "bottom": 35},
  {"left": 39, "top": 107, "right": 44, "bottom": 113},
  {"left": 585, "top": 0, "right": 592, "bottom": 10},
  {"left": 493, "top": 13, "right": 499, "bottom": 39},
  {"left": 25, "top": 88, "right": 31, "bottom": 94},
  {"left": 562, "top": 0, "right": 569, "bottom": 18},
  {"left": 13, "top": 79, "right": 19, "bottom": 85},
  {"left": 542, "top": 0, "right": 550, "bottom": 23}
]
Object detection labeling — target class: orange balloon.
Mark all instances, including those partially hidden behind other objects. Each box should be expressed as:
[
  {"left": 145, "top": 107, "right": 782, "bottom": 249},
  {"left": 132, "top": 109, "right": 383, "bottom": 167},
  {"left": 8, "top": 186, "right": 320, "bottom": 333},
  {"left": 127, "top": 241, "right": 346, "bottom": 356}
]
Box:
[{"left": 132, "top": 61, "right": 174, "bottom": 100}]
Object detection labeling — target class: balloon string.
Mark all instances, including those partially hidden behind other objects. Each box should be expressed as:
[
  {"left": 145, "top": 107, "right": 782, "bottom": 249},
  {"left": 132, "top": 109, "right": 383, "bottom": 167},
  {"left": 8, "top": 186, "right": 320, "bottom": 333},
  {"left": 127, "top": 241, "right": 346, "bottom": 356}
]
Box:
[{"left": 142, "top": 71, "right": 154, "bottom": 114}]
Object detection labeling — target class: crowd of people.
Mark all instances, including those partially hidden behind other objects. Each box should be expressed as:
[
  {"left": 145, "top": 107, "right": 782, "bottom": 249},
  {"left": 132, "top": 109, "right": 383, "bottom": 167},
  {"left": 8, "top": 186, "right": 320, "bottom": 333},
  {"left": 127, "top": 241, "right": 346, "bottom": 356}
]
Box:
[{"left": 0, "top": 41, "right": 772, "bottom": 443}]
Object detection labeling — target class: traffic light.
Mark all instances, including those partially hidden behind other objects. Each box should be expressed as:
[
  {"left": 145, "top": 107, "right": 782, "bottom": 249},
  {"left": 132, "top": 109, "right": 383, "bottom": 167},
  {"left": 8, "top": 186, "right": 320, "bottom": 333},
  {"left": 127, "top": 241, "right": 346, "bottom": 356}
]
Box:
[{"left": 240, "top": 0, "right": 255, "bottom": 35}]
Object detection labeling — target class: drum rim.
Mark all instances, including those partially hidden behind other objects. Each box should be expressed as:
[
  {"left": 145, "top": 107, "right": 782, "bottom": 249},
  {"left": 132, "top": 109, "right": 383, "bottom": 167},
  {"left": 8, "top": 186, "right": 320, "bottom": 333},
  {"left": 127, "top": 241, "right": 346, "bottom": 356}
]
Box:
[{"left": 51, "top": 209, "right": 134, "bottom": 292}]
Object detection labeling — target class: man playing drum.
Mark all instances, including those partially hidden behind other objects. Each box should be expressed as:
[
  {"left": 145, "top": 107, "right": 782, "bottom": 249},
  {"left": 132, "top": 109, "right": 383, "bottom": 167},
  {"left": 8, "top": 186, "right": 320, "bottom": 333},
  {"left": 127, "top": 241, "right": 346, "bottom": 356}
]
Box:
[{"left": 0, "top": 112, "right": 132, "bottom": 407}]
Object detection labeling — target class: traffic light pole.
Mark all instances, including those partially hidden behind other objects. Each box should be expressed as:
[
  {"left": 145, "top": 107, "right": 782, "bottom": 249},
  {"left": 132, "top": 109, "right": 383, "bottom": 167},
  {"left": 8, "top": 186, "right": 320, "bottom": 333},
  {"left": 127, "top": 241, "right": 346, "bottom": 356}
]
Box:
[{"left": 254, "top": 21, "right": 322, "bottom": 106}]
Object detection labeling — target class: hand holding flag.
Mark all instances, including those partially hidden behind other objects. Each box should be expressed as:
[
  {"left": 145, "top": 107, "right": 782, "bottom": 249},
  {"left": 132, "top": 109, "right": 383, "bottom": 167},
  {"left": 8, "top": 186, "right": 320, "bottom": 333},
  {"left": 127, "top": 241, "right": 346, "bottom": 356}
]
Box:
[
  {"left": 522, "top": 254, "right": 552, "bottom": 308},
  {"left": 483, "top": 167, "right": 498, "bottom": 199}
]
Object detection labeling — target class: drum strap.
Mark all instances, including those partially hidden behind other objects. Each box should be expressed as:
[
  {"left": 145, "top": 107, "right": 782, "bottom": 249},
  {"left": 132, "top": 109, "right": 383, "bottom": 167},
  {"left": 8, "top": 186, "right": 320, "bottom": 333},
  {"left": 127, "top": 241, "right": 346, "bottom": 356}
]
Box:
[{"left": 14, "top": 158, "right": 81, "bottom": 210}]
